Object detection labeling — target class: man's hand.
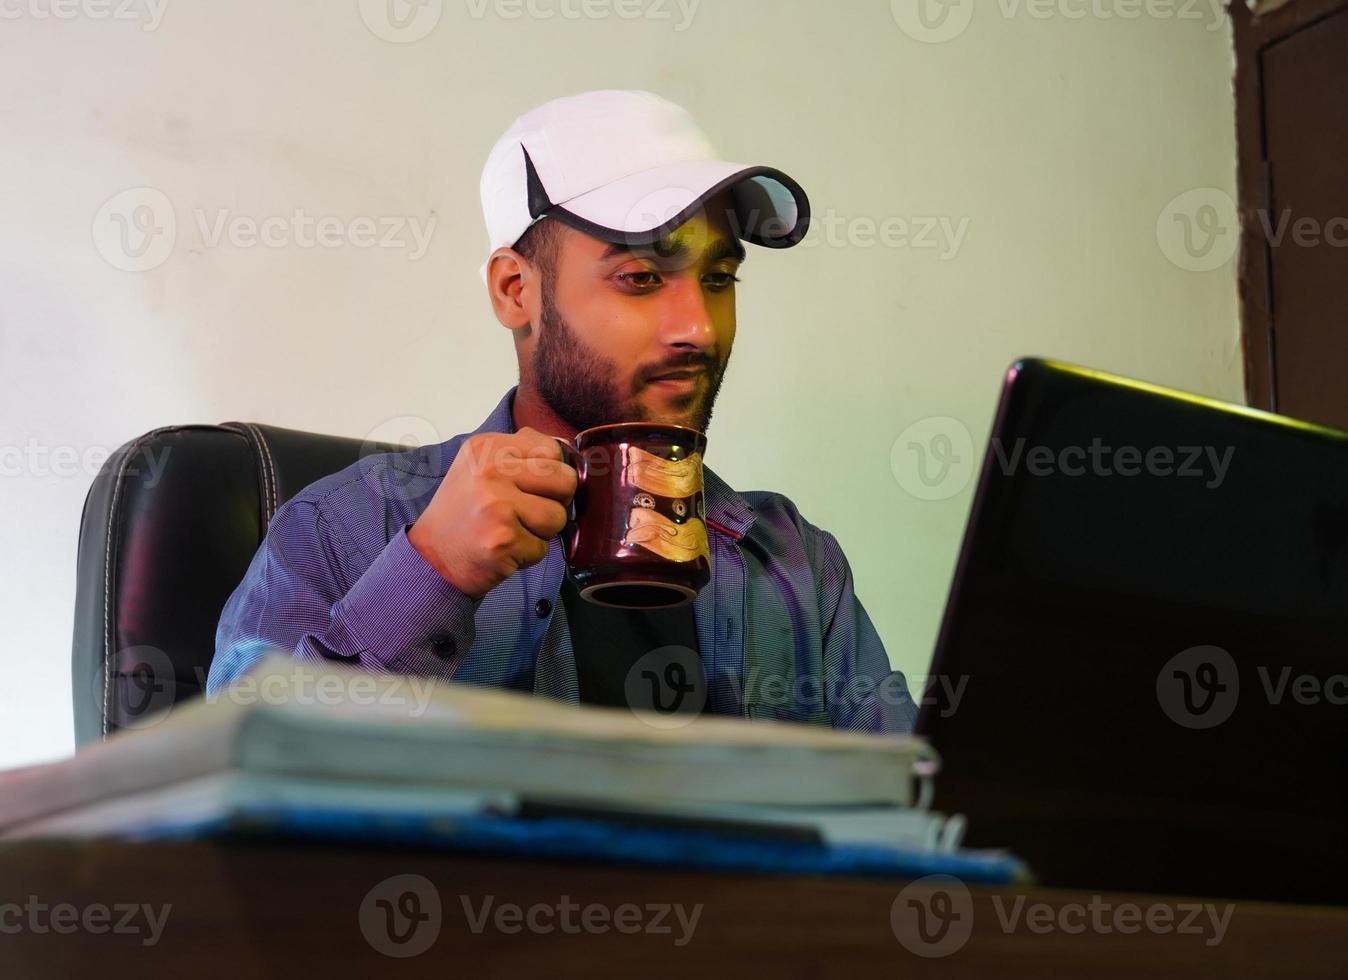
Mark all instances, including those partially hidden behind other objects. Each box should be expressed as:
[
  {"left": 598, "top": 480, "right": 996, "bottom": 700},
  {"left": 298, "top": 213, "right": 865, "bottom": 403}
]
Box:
[{"left": 408, "top": 427, "right": 577, "bottom": 599}]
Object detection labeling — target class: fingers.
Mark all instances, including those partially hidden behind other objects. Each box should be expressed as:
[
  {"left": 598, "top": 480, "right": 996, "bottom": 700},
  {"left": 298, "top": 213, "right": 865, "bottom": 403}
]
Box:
[
  {"left": 511, "top": 522, "right": 552, "bottom": 569},
  {"left": 512, "top": 457, "right": 578, "bottom": 501},
  {"left": 475, "top": 429, "right": 577, "bottom": 502},
  {"left": 514, "top": 491, "right": 569, "bottom": 540},
  {"left": 513, "top": 426, "right": 569, "bottom": 460}
]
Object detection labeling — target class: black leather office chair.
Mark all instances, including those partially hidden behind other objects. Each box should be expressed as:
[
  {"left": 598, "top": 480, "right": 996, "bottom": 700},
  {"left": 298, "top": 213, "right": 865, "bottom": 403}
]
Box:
[{"left": 71, "top": 422, "right": 400, "bottom": 746}]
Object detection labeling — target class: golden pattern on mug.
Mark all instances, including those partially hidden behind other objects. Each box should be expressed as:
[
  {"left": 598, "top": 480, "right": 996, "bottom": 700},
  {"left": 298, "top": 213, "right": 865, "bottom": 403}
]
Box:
[
  {"left": 622, "top": 507, "right": 710, "bottom": 563},
  {"left": 624, "top": 445, "right": 703, "bottom": 498}
]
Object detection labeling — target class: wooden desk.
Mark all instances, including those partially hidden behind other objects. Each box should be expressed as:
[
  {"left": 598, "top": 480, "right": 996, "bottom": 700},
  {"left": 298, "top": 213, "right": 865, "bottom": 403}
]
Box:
[{"left": 2, "top": 839, "right": 1346, "bottom": 977}]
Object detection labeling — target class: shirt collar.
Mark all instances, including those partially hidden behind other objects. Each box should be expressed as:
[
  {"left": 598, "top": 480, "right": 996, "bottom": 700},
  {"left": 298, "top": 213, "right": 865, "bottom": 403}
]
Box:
[{"left": 470, "top": 386, "right": 755, "bottom": 541}]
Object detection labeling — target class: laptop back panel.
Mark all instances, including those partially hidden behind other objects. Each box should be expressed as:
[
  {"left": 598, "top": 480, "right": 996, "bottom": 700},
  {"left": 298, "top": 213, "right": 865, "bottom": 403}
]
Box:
[{"left": 919, "top": 359, "right": 1348, "bottom": 904}]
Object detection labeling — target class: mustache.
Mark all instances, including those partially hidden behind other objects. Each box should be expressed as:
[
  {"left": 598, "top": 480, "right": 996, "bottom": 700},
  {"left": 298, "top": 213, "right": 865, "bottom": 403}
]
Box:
[{"left": 638, "top": 353, "right": 719, "bottom": 386}]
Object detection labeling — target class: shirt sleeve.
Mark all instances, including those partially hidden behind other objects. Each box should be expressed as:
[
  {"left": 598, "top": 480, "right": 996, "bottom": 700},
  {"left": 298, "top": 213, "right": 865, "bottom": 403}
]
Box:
[
  {"left": 207, "top": 497, "right": 482, "bottom": 695},
  {"left": 810, "top": 527, "right": 919, "bottom": 735}
]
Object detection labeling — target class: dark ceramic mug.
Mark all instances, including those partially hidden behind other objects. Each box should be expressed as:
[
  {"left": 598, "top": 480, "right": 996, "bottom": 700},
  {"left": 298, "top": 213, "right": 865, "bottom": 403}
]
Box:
[{"left": 554, "top": 423, "right": 711, "bottom": 608}]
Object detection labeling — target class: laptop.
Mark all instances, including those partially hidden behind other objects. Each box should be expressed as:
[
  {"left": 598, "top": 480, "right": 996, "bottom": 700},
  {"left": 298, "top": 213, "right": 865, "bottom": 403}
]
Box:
[{"left": 917, "top": 358, "right": 1348, "bottom": 906}]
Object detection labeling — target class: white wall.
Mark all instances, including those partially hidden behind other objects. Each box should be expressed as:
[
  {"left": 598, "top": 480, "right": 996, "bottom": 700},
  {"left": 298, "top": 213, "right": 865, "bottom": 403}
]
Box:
[{"left": 0, "top": 0, "right": 1240, "bottom": 769}]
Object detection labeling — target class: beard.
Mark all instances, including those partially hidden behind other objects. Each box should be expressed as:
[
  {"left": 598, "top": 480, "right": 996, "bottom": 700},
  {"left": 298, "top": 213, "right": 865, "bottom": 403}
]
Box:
[{"left": 532, "top": 280, "right": 727, "bottom": 434}]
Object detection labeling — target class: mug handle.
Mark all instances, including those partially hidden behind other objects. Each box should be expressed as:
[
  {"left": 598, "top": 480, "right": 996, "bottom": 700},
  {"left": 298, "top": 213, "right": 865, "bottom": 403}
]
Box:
[{"left": 553, "top": 437, "right": 585, "bottom": 556}]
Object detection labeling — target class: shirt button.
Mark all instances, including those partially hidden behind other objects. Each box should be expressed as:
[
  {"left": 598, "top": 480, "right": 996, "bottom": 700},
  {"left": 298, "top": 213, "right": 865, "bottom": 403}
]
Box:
[
  {"left": 431, "top": 636, "right": 456, "bottom": 660},
  {"left": 535, "top": 598, "right": 553, "bottom": 618}
]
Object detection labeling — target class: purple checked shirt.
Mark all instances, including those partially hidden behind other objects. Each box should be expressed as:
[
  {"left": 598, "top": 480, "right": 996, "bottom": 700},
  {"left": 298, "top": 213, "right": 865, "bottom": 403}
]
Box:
[{"left": 208, "top": 388, "right": 916, "bottom": 733}]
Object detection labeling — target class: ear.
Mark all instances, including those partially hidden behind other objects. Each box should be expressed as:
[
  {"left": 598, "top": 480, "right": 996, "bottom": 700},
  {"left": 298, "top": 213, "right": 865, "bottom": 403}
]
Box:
[{"left": 486, "top": 247, "right": 535, "bottom": 331}]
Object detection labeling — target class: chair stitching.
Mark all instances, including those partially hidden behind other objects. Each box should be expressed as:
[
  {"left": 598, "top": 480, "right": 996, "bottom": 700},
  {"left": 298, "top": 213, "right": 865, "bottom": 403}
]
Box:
[
  {"left": 247, "top": 423, "right": 278, "bottom": 523},
  {"left": 100, "top": 443, "right": 140, "bottom": 740}
]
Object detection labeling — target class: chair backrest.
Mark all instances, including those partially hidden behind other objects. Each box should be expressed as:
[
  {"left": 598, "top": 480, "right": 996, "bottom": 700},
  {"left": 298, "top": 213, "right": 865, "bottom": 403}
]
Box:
[{"left": 71, "top": 422, "right": 399, "bottom": 745}]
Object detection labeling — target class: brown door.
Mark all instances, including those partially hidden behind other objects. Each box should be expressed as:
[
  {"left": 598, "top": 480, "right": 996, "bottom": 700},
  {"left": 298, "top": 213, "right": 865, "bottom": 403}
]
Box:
[{"left": 1236, "top": 1, "right": 1348, "bottom": 430}]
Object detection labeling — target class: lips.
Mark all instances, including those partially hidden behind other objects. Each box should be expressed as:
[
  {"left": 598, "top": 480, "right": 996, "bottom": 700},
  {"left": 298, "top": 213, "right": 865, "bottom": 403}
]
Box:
[{"left": 649, "top": 368, "right": 705, "bottom": 383}]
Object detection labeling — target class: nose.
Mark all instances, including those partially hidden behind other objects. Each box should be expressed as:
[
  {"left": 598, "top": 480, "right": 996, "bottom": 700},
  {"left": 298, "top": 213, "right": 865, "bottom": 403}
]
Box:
[{"left": 659, "top": 276, "right": 717, "bottom": 353}]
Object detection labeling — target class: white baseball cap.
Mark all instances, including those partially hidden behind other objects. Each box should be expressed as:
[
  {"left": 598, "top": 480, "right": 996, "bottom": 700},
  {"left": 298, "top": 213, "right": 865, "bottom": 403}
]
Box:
[{"left": 478, "top": 89, "right": 811, "bottom": 282}]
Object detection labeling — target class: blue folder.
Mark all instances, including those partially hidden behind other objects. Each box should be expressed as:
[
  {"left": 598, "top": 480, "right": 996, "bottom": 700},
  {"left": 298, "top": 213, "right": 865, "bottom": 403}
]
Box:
[{"left": 132, "top": 801, "right": 1028, "bottom": 885}]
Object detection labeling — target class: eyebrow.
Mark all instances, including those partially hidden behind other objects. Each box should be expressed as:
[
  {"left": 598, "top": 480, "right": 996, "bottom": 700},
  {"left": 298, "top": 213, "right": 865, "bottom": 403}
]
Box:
[{"left": 600, "top": 234, "right": 746, "bottom": 265}]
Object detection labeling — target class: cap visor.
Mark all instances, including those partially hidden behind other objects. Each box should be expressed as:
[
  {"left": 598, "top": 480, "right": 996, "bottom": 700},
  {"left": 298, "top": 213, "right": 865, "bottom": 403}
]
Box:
[{"left": 547, "top": 160, "right": 810, "bottom": 250}]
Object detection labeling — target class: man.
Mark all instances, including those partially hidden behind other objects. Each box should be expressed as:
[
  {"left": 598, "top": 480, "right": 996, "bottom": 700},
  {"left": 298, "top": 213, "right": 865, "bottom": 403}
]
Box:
[{"left": 209, "top": 89, "right": 916, "bottom": 732}]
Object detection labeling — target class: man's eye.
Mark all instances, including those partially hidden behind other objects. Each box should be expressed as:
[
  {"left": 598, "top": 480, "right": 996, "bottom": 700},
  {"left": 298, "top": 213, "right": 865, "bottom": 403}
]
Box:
[
  {"left": 616, "top": 271, "right": 662, "bottom": 290},
  {"left": 704, "top": 272, "right": 741, "bottom": 290}
]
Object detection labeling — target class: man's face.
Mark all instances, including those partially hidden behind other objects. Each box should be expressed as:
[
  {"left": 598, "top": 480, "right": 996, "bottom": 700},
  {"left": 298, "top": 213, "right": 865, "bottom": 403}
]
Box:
[{"left": 530, "top": 193, "right": 742, "bottom": 434}]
